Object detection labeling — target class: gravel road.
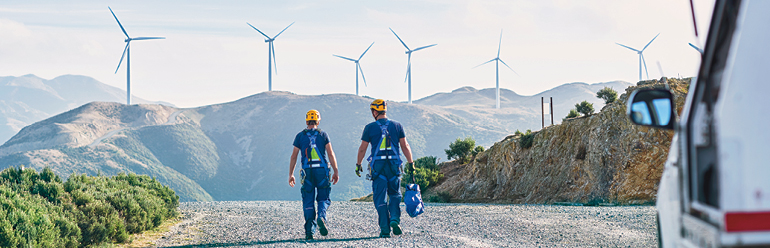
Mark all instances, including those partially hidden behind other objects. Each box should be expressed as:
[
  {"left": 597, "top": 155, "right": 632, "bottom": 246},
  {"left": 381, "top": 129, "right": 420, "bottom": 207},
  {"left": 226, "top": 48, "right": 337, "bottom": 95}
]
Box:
[{"left": 151, "top": 201, "right": 657, "bottom": 247}]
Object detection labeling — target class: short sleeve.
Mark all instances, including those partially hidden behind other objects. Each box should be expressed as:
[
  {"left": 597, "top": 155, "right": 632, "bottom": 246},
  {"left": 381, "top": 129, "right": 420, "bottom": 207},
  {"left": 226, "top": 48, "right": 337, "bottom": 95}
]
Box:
[
  {"left": 361, "top": 124, "right": 371, "bottom": 142},
  {"left": 396, "top": 123, "right": 406, "bottom": 139},
  {"left": 293, "top": 132, "right": 302, "bottom": 148},
  {"left": 323, "top": 131, "right": 331, "bottom": 144}
]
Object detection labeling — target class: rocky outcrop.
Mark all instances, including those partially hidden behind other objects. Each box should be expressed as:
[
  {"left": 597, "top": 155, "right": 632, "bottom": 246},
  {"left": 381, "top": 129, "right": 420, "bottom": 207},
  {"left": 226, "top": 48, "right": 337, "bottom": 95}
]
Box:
[{"left": 432, "top": 78, "right": 690, "bottom": 205}]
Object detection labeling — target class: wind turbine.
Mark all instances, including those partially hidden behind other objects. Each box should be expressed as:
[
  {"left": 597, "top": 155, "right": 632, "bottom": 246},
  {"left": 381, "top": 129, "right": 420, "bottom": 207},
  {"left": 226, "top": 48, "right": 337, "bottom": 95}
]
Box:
[
  {"left": 333, "top": 42, "right": 374, "bottom": 96},
  {"left": 247, "top": 22, "right": 294, "bottom": 91},
  {"left": 616, "top": 33, "right": 660, "bottom": 82},
  {"left": 109, "top": 7, "right": 164, "bottom": 105},
  {"left": 688, "top": 43, "right": 704, "bottom": 54},
  {"left": 473, "top": 30, "right": 518, "bottom": 109},
  {"left": 390, "top": 28, "right": 436, "bottom": 104}
]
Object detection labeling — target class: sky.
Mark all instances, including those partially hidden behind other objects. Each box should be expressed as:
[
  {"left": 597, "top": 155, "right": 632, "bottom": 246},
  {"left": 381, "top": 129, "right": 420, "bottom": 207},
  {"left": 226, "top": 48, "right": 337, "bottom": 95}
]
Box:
[{"left": 1, "top": 0, "right": 715, "bottom": 108}]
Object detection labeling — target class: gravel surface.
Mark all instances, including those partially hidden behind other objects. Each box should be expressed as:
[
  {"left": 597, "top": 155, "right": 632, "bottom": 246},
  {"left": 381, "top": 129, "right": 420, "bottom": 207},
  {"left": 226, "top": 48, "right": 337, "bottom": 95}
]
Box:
[{"left": 151, "top": 201, "right": 657, "bottom": 247}]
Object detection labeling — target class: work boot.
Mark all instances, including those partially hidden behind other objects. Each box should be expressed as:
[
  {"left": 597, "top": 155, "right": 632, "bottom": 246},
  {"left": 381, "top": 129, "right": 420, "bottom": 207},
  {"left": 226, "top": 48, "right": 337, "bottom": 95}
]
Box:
[
  {"left": 318, "top": 217, "right": 328, "bottom": 236},
  {"left": 379, "top": 232, "right": 391, "bottom": 238},
  {"left": 390, "top": 221, "right": 402, "bottom": 235},
  {"left": 305, "top": 234, "right": 314, "bottom": 240}
]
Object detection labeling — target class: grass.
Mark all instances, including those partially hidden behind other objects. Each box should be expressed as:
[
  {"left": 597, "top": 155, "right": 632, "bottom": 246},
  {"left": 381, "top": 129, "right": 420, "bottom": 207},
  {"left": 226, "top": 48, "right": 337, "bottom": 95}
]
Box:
[{"left": 116, "top": 216, "right": 183, "bottom": 248}]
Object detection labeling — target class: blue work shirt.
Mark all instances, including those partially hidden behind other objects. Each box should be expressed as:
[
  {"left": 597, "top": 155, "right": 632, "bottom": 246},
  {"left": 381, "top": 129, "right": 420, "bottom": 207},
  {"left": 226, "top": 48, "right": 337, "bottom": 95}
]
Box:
[
  {"left": 361, "top": 118, "right": 406, "bottom": 159},
  {"left": 293, "top": 128, "right": 331, "bottom": 167}
]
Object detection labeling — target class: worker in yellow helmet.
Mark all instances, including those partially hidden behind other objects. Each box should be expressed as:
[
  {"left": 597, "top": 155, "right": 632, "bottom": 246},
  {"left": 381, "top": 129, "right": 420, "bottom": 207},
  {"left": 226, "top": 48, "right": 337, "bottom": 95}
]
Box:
[
  {"left": 355, "top": 99, "right": 414, "bottom": 238},
  {"left": 289, "top": 109, "right": 339, "bottom": 240}
]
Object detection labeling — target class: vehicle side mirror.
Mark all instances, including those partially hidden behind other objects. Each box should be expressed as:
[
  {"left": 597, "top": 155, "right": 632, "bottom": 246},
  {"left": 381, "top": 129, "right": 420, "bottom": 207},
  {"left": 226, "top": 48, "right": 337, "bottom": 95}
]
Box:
[{"left": 627, "top": 89, "right": 675, "bottom": 130}]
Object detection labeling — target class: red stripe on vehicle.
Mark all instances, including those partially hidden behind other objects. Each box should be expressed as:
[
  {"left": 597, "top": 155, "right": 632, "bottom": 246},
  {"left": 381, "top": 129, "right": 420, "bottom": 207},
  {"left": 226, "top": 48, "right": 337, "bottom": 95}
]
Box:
[{"left": 725, "top": 211, "right": 770, "bottom": 232}]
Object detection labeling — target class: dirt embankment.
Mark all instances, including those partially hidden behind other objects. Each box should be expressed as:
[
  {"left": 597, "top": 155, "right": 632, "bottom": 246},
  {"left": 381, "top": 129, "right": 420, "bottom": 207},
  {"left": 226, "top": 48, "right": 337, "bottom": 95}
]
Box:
[{"left": 432, "top": 78, "right": 690, "bottom": 205}]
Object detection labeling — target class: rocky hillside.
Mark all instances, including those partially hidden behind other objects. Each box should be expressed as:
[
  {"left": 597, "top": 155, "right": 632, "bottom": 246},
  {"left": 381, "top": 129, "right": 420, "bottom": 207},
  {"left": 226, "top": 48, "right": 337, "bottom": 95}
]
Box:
[
  {"left": 0, "top": 74, "right": 170, "bottom": 143},
  {"left": 431, "top": 78, "right": 690, "bottom": 205}
]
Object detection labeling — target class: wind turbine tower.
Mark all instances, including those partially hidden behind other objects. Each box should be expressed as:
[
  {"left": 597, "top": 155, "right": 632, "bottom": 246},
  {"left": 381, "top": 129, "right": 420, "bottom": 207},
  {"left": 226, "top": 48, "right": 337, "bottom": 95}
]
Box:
[
  {"left": 390, "top": 28, "right": 436, "bottom": 104},
  {"left": 333, "top": 42, "right": 374, "bottom": 96},
  {"left": 247, "top": 22, "right": 294, "bottom": 91},
  {"left": 616, "top": 33, "right": 660, "bottom": 82},
  {"left": 109, "top": 7, "right": 165, "bottom": 105},
  {"left": 474, "top": 30, "right": 518, "bottom": 109}
]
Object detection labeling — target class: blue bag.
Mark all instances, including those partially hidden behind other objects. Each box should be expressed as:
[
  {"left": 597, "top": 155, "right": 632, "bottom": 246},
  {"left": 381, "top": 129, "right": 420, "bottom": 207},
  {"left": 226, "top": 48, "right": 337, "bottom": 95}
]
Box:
[{"left": 404, "top": 183, "right": 425, "bottom": 218}]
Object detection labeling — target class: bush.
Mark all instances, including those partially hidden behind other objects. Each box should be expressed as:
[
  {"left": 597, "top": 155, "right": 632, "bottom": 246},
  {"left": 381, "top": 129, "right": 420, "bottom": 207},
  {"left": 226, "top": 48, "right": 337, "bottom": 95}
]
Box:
[
  {"left": 445, "top": 137, "right": 476, "bottom": 164},
  {"left": 565, "top": 109, "right": 579, "bottom": 119},
  {"left": 402, "top": 156, "right": 443, "bottom": 192},
  {"left": 519, "top": 129, "right": 535, "bottom": 149},
  {"left": 428, "top": 191, "right": 453, "bottom": 203},
  {"left": 0, "top": 167, "right": 179, "bottom": 247},
  {"left": 575, "top": 101, "right": 595, "bottom": 116},
  {"left": 472, "top": 146, "right": 484, "bottom": 157},
  {"left": 596, "top": 87, "right": 618, "bottom": 104}
]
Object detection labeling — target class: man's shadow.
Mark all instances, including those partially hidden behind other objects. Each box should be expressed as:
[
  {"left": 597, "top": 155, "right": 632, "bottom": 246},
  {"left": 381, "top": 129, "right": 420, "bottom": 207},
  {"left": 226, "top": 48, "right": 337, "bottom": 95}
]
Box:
[{"left": 160, "top": 236, "right": 380, "bottom": 247}]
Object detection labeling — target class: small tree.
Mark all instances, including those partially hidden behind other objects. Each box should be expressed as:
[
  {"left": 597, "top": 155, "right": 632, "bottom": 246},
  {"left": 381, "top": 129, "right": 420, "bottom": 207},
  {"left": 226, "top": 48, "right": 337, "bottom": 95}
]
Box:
[
  {"left": 565, "top": 109, "right": 579, "bottom": 119},
  {"left": 445, "top": 137, "right": 476, "bottom": 164},
  {"left": 472, "top": 145, "right": 485, "bottom": 157},
  {"left": 596, "top": 87, "right": 618, "bottom": 104},
  {"left": 575, "top": 101, "right": 594, "bottom": 116}
]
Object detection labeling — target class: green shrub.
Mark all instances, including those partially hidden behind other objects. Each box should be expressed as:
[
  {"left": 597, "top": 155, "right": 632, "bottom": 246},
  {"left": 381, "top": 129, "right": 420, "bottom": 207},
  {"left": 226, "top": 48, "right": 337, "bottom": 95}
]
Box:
[
  {"left": 575, "top": 101, "right": 595, "bottom": 116},
  {"left": 0, "top": 167, "right": 179, "bottom": 247},
  {"left": 402, "top": 156, "right": 443, "bottom": 192},
  {"left": 445, "top": 137, "right": 476, "bottom": 164},
  {"left": 519, "top": 129, "right": 535, "bottom": 149},
  {"left": 472, "top": 146, "right": 485, "bottom": 157},
  {"left": 565, "top": 109, "right": 579, "bottom": 119},
  {"left": 596, "top": 87, "right": 618, "bottom": 104},
  {"left": 428, "top": 191, "right": 453, "bottom": 203}
]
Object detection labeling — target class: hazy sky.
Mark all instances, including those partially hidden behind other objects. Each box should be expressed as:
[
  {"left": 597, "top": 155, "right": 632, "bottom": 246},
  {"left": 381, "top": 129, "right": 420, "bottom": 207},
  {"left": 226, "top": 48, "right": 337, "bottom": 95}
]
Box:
[{"left": 1, "top": 0, "right": 714, "bottom": 108}]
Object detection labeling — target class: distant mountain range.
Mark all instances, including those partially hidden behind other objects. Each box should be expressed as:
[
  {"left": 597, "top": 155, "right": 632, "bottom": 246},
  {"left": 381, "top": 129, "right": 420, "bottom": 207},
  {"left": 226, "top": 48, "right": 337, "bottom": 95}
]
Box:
[
  {"left": 0, "top": 74, "right": 172, "bottom": 143},
  {"left": 0, "top": 74, "right": 632, "bottom": 202}
]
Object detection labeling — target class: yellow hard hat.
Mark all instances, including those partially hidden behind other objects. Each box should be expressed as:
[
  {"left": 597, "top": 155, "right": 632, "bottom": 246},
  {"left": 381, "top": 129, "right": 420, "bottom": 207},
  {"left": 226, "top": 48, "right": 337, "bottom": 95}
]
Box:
[
  {"left": 306, "top": 109, "right": 321, "bottom": 121},
  {"left": 370, "top": 99, "right": 387, "bottom": 112}
]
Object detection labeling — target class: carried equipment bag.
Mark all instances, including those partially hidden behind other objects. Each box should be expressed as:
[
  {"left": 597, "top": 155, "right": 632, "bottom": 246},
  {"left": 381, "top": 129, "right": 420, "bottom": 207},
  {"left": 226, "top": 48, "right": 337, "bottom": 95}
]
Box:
[{"left": 404, "top": 173, "right": 425, "bottom": 217}]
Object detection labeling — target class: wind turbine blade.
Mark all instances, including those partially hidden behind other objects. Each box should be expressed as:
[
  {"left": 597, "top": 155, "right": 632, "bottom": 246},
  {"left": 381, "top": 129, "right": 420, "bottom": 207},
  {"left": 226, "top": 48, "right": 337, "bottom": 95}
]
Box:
[
  {"left": 115, "top": 43, "right": 130, "bottom": 74},
  {"left": 641, "top": 33, "right": 660, "bottom": 52},
  {"left": 412, "top": 44, "right": 437, "bottom": 52},
  {"left": 389, "top": 28, "right": 410, "bottom": 50},
  {"left": 498, "top": 30, "right": 503, "bottom": 58},
  {"left": 108, "top": 7, "right": 130, "bottom": 38},
  {"left": 273, "top": 22, "right": 295, "bottom": 39},
  {"left": 333, "top": 55, "right": 357, "bottom": 62},
  {"left": 642, "top": 54, "right": 649, "bottom": 79},
  {"left": 499, "top": 59, "right": 519, "bottom": 76},
  {"left": 615, "top": 43, "right": 640, "bottom": 52},
  {"left": 404, "top": 56, "right": 411, "bottom": 83},
  {"left": 359, "top": 64, "right": 367, "bottom": 87},
  {"left": 473, "top": 58, "right": 496, "bottom": 69},
  {"left": 271, "top": 43, "right": 278, "bottom": 74},
  {"left": 689, "top": 43, "right": 704, "bottom": 53},
  {"left": 246, "top": 22, "right": 271, "bottom": 39},
  {"left": 132, "top": 37, "right": 165, "bottom": 40},
  {"left": 359, "top": 42, "right": 374, "bottom": 60}
]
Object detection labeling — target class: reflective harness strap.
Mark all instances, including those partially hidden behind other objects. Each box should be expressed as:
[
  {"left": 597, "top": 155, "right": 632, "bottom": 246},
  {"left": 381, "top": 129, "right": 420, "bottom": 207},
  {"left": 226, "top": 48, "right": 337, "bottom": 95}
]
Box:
[
  {"left": 368, "top": 120, "right": 400, "bottom": 181},
  {"left": 303, "top": 130, "right": 325, "bottom": 168}
]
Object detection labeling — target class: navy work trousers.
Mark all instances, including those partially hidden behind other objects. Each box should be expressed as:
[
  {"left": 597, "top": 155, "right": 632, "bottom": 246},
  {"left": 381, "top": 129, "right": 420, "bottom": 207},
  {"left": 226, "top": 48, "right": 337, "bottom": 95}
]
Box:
[
  {"left": 301, "top": 167, "right": 331, "bottom": 236},
  {"left": 371, "top": 160, "right": 402, "bottom": 234}
]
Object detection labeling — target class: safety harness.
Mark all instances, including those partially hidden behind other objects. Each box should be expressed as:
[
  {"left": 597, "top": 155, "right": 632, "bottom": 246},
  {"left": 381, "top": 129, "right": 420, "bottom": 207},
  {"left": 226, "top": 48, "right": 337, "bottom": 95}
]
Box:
[
  {"left": 366, "top": 120, "right": 401, "bottom": 181},
  {"left": 302, "top": 129, "right": 327, "bottom": 169}
]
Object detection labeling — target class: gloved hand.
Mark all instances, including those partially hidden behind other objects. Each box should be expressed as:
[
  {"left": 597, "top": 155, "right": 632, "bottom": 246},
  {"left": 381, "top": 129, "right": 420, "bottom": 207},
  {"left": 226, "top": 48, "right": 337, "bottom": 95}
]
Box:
[
  {"left": 406, "top": 162, "right": 415, "bottom": 174},
  {"left": 355, "top": 164, "right": 363, "bottom": 177}
]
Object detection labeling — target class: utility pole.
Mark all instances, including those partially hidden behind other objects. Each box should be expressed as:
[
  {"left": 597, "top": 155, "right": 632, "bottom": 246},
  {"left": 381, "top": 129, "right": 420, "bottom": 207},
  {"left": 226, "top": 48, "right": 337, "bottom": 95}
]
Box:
[{"left": 541, "top": 97, "right": 545, "bottom": 128}]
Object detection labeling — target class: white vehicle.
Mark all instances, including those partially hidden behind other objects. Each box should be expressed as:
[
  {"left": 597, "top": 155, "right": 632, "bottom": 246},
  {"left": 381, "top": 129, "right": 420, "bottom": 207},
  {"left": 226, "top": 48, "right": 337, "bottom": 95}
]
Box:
[{"left": 626, "top": 0, "right": 770, "bottom": 247}]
